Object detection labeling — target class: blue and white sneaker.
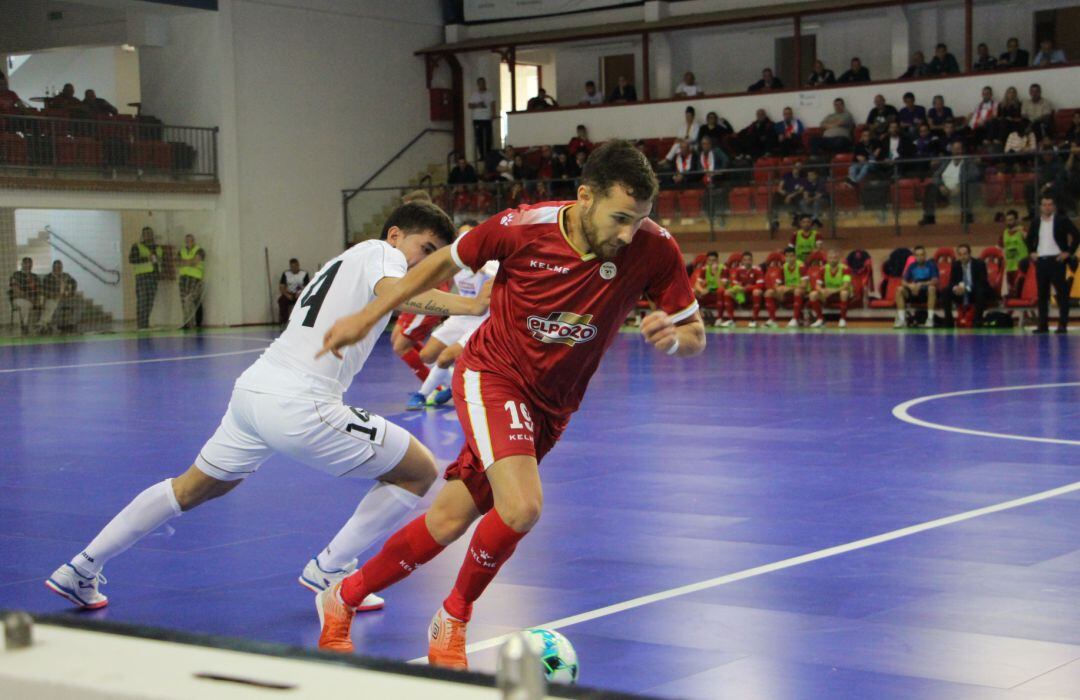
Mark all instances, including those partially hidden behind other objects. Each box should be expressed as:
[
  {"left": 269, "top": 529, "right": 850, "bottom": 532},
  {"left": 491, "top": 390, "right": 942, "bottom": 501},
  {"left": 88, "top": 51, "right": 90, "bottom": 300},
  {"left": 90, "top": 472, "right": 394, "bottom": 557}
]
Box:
[
  {"left": 432, "top": 386, "right": 453, "bottom": 406},
  {"left": 299, "top": 557, "right": 384, "bottom": 612},
  {"left": 406, "top": 392, "right": 427, "bottom": 410},
  {"left": 45, "top": 563, "right": 108, "bottom": 610}
]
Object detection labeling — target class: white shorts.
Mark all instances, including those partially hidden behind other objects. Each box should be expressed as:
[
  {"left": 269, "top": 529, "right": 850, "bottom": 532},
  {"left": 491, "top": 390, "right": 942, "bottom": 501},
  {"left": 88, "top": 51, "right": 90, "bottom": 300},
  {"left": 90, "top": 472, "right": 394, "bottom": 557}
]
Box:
[
  {"left": 430, "top": 315, "right": 483, "bottom": 347},
  {"left": 195, "top": 389, "right": 412, "bottom": 482}
]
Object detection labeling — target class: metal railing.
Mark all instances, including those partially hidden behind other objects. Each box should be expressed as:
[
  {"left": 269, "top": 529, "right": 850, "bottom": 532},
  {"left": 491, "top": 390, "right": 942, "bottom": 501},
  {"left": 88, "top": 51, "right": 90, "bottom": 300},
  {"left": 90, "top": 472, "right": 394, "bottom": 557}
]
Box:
[
  {"left": 44, "top": 226, "right": 122, "bottom": 286},
  {"left": 0, "top": 113, "right": 218, "bottom": 179}
]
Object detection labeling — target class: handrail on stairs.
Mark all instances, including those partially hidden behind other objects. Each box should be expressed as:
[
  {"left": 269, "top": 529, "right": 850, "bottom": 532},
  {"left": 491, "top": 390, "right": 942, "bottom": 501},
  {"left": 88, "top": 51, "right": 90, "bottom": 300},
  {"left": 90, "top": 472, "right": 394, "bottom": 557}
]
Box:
[{"left": 43, "top": 226, "right": 122, "bottom": 286}]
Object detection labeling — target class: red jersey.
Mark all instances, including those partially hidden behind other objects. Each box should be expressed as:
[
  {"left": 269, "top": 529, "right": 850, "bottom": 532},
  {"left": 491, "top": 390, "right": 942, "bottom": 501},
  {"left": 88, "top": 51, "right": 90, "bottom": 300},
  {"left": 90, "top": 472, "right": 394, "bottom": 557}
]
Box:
[
  {"left": 728, "top": 264, "right": 764, "bottom": 288},
  {"left": 451, "top": 201, "right": 697, "bottom": 416}
]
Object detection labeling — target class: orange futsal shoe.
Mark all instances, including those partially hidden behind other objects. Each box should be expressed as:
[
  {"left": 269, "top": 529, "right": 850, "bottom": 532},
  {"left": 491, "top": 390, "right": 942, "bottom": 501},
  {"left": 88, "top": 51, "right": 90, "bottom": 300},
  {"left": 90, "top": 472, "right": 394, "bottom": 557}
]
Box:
[
  {"left": 316, "top": 582, "right": 355, "bottom": 653},
  {"left": 428, "top": 607, "right": 469, "bottom": 670}
]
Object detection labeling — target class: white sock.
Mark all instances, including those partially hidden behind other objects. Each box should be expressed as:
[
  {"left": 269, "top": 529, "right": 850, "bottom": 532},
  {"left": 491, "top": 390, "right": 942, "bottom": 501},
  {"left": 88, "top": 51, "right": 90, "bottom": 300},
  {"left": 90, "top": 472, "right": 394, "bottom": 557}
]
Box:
[
  {"left": 896, "top": 310, "right": 904, "bottom": 321},
  {"left": 73, "top": 479, "right": 182, "bottom": 576},
  {"left": 317, "top": 483, "right": 421, "bottom": 571},
  {"left": 419, "top": 364, "right": 452, "bottom": 396}
]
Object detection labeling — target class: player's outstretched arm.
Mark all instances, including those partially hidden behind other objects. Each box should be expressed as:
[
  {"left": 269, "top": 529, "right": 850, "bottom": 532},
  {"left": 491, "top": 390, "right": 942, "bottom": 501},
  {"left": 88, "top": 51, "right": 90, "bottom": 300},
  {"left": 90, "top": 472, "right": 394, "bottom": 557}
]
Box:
[
  {"left": 317, "top": 247, "right": 460, "bottom": 359},
  {"left": 397, "top": 287, "right": 488, "bottom": 317},
  {"left": 641, "top": 310, "right": 706, "bottom": 358}
]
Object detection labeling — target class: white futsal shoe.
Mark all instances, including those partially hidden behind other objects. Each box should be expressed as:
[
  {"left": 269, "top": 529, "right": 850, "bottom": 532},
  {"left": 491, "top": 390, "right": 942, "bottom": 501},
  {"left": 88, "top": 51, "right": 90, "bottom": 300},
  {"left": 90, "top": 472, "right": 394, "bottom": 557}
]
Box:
[
  {"left": 747, "top": 321, "right": 758, "bottom": 328},
  {"left": 45, "top": 563, "right": 108, "bottom": 610},
  {"left": 838, "top": 319, "right": 847, "bottom": 328},
  {"left": 299, "top": 556, "right": 384, "bottom": 612},
  {"left": 810, "top": 318, "right": 825, "bottom": 328},
  {"left": 764, "top": 319, "right": 778, "bottom": 328},
  {"left": 787, "top": 318, "right": 799, "bottom": 328}
]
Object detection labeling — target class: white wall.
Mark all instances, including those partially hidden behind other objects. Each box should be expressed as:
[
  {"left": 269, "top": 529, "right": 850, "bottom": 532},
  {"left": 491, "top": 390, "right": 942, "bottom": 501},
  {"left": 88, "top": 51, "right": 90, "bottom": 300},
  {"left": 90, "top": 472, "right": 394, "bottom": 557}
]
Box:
[
  {"left": 6, "top": 45, "right": 138, "bottom": 114},
  {"left": 507, "top": 64, "right": 1080, "bottom": 145},
  {"left": 14, "top": 209, "right": 124, "bottom": 318}
]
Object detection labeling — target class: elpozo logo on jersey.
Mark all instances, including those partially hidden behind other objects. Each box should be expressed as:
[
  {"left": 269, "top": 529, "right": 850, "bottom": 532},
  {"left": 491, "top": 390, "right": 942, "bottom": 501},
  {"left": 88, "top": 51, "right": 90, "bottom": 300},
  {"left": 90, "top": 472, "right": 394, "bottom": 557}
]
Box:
[{"left": 526, "top": 312, "right": 598, "bottom": 346}]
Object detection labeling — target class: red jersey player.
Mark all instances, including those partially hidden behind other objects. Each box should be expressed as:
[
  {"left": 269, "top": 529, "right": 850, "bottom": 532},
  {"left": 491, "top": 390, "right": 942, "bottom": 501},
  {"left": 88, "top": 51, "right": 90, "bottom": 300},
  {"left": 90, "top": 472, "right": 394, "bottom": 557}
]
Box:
[
  {"left": 808, "top": 248, "right": 853, "bottom": 328},
  {"left": 721, "top": 251, "right": 765, "bottom": 328},
  {"left": 313, "top": 140, "right": 706, "bottom": 668},
  {"left": 764, "top": 245, "right": 807, "bottom": 328}
]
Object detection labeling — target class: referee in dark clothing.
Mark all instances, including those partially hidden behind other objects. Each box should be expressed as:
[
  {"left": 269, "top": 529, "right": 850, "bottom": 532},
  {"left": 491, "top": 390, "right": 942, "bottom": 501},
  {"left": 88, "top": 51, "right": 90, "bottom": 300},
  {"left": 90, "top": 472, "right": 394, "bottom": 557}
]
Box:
[{"left": 1026, "top": 195, "right": 1079, "bottom": 334}]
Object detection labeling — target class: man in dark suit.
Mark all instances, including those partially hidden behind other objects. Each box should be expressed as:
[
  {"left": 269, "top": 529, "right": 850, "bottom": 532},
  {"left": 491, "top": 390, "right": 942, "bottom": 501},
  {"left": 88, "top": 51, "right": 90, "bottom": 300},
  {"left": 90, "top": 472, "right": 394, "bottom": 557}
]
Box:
[
  {"left": 606, "top": 76, "right": 637, "bottom": 103},
  {"left": 945, "top": 244, "right": 992, "bottom": 326},
  {"left": 998, "top": 37, "right": 1029, "bottom": 69},
  {"left": 1026, "top": 195, "right": 1080, "bottom": 333}
]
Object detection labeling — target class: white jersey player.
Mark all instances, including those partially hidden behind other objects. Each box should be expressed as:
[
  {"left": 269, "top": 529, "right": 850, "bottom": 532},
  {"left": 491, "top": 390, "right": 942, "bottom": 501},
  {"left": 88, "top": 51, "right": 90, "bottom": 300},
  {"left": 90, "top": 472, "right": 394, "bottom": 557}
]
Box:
[
  {"left": 407, "top": 224, "right": 499, "bottom": 409},
  {"left": 46, "top": 202, "right": 486, "bottom": 612}
]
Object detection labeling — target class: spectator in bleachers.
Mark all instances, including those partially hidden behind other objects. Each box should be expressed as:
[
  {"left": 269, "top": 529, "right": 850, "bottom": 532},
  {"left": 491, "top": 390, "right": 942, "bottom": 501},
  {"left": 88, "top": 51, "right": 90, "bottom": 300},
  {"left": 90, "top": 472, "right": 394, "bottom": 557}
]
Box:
[
  {"left": 1025, "top": 139, "right": 1068, "bottom": 216},
  {"left": 697, "top": 135, "right": 729, "bottom": 182},
  {"left": 579, "top": 80, "right": 603, "bottom": 106},
  {"left": 994, "top": 86, "right": 1025, "bottom": 142},
  {"left": 573, "top": 149, "right": 589, "bottom": 177},
  {"left": 847, "top": 129, "right": 881, "bottom": 184},
  {"left": 773, "top": 162, "right": 809, "bottom": 227},
  {"left": 0, "top": 73, "right": 29, "bottom": 112},
  {"left": 944, "top": 243, "right": 991, "bottom": 327},
  {"left": 748, "top": 68, "right": 783, "bottom": 92},
  {"left": 927, "top": 95, "right": 955, "bottom": 133},
  {"left": 82, "top": 89, "right": 117, "bottom": 116},
  {"left": 39, "top": 259, "right": 79, "bottom": 334},
  {"left": 511, "top": 153, "right": 533, "bottom": 181},
  {"left": 939, "top": 120, "right": 966, "bottom": 151},
  {"left": 1064, "top": 112, "right": 1080, "bottom": 145},
  {"left": 567, "top": 125, "right": 593, "bottom": 157},
  {"left": 765, "top": 246, "right": 807, "bottom": 327},
  {"left": 534, "top": 145, "right": 554, "bottom": 180},
  {"left": 533, "top": 179, "right": 551, "bottom": 202},
  {"left": 723, "top": 252, "right": 766, "bottom": 328},
  {"left": 774, "top": 106, "right": 805, "bottom": 156},
  {"left": 9, "top": 257, "right": 40, "bottom": 334},
  {"left": 1026, "top": 194, "right": 1079, "bottom": 333},
  {"left": 496, "top": 145, "right": 516, "bottom": 181},
  {"left": 809, "top": 249, "right": 853, "bottom": 328},
  {"left": 899, "top": 51, "right": 929, "bottom": 79},
  {"left": 665, "top": 139, "right": 699, "bottom": 189},
  {"left": 674, "top": 71, "right": 703, "bottom": 97},
  {"left": 919, "top": 141, "right": 978, "bottom": 225},
  {"left": 691, "top": 251, "right": 726, "bottom": 325},
  {"left": 526, "top": 88, "right": 557, "bottom": 111},
  {"left": 913, "top": 124, "right": 942, "bottom": 167},
  {"left": 968, "top": 86, "right": 998, "bottom": 146},
  {"left": 1000, "top": 210, "right": 1029, "bottom": 293},
  {"left": 506, "top": 181, "right": 531, "bottom": 208},
  {"left": 468, "top": 77, "right": 496, "bottom": 162},
  {"left": 802, "top": 169, "right": 827, "bottom": 222},
  {"left": 1003, "top": 123, "right": 1037, "bottom": 172},
  {"left": 895, "top": 245, "right": 939, "bottom": 328},
  {"left": 999, "top": 37, "right": 1029, "bottom": 69},
  {"left": 882, "top": 121, "right": 916, "bottom": 171},
  {"left": 897, "top": 92, "right": 927, "bottom": 137},
  {"left": 46, "top": 83, "right": 81, "bottom": 111},
  {"left": 811, "top": 97, "right": 855, "bottom": 156},
  {"left": 676, "top": 106, "right": 702, "bottom": 145},
  {"left": 807, "top": 60, "right": 836, "bottom": 86},
  {"left": 738, "top": 109, "right": 777, "bottom": 159},
  {"left": 278, "top": 258, "right": 309, "bottom": 326},
  {"left": 549, "top": 150, "right": 575, "bottom": 197},
  {"left": 865, "top": 94, "right": 898, "bottom": 133},
  {"left": 448, "top": 154, "right": 478, "bottom": 185},
  {"left": 927, "top": 43, "right": 960, "bottom": 75},
  {"left": 1022, "top": 83, "right": 1054, "bottom": 139},
  {"left": 838, "top": 57, "right": 870, "bottom": 84},
  {"left": 607, "top": 76, "right": 637, "bottom": 103},
  {"left": 973, "top": 43, "right": 998, "bottom": 71},
  {"left": 698, "top": 111, "right": 734, "bottom": 148},
  {"left": 1033, "top": 39, "right": 1067, "bottom": 66}
]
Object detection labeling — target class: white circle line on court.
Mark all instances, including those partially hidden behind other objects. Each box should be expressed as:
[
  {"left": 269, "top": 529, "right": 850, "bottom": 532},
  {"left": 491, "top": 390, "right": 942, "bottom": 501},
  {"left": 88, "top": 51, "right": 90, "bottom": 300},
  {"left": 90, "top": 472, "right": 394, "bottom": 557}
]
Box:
[
  {"left": 408, "top": 477, "right": 1080, "bottom": 663},
  {"left": 892, "top": 381, "right": 1080, "bottom": 447},
  {"left": 0, "top": 347, "right": 267, "bottom": 374}
]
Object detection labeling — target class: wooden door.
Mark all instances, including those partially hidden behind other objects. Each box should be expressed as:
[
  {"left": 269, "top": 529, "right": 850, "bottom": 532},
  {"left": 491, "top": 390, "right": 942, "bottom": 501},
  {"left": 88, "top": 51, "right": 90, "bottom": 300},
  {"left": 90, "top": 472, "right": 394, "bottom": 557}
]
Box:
[{"left": 602, "top": 54, "right": 636, "bottom": 98}]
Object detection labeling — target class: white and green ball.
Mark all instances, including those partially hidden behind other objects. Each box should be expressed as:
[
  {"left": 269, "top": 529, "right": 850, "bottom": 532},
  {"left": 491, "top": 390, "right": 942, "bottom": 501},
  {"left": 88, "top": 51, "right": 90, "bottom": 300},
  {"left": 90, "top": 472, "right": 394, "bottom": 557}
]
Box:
[{"left": 523, "top": 628, "right": 579, "bottom": 684}]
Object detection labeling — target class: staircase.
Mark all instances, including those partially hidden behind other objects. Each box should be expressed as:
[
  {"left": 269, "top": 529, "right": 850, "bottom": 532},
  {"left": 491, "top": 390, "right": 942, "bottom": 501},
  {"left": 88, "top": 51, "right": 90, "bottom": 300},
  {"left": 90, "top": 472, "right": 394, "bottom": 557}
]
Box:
[
  {"left": 14, "top": 229, "right": 115, "bottom": 329},
  {"left": 353, "top": 161, "right": 447, "bottom": 243}
]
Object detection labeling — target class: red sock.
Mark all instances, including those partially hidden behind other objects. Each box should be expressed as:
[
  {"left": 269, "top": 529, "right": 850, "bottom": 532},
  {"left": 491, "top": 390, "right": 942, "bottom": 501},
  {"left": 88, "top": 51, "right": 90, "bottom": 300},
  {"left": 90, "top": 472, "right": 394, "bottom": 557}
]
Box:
[
  {"left": 751, "top": 296, "right": 761, "bottom": 321},
  {"left": 839, "top": 299, "right": 848, "bottom": 320},
  {"left": 793, "top": 295, "right": 803, "bottom": 317},
  {"left": 765, "top": 297, "right": 777, "bottom": 321},
  {"left": 443, "top": 510, "right": 526, "bottom": 622},
  {"left": 724, "top": 297, "right": 735, "bottom": 320},
  {"left": 811, "top": 300, "right": 823, "bottom": 320},
  {"left": 399, "top": 348, "right": 429, "bottom": 381},
  {"left": 340, "top": 515, "right": 445, "bottom": 608}
]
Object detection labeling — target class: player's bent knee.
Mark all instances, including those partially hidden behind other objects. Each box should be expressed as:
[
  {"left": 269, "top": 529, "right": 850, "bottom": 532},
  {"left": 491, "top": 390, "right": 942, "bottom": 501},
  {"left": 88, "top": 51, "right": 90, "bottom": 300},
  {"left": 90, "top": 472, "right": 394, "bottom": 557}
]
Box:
[
  {"left": 380, "top": 437, "right": 438, "bottom": 497},
  {"left": 498, "top": 496, "right": 543, "bottom": 533},
  {"left": 172, "top": 465, "right": 241, "bottom": 511}
]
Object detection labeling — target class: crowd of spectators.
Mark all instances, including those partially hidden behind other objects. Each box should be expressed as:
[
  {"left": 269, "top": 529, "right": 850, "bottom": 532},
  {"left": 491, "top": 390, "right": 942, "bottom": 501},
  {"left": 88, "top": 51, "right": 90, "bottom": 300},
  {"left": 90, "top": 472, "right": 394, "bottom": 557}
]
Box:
[{"left": 9, "top": 257, "right": 80, "bottom": 335}]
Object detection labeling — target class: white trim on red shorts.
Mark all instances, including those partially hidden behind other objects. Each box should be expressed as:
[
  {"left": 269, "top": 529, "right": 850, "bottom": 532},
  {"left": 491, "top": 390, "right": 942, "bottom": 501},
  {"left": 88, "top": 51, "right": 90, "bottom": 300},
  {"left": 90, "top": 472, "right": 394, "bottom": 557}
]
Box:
[{"left": 462, "top": 369, "right": 496, "bottom": 468}]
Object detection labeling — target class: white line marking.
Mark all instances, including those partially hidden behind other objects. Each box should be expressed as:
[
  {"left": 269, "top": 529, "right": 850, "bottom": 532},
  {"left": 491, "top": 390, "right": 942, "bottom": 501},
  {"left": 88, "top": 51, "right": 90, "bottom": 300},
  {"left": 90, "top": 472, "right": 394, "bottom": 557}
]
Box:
[
  {"left": 0, "top": 347, "right": 266, "bottom": 374},
  {"left": 892, "top": 382, "right": 1080, "bottom": 446},
  {"left": 410, "top": 478, "right": 1080, "bottom": 663}
]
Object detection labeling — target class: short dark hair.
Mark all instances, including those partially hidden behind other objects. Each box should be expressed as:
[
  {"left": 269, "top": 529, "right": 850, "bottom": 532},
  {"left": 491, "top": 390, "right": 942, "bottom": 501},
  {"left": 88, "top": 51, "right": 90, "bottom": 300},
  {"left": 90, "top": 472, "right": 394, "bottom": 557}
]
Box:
[
  {"left": 585, "top": 80, "right": 595, "bottom": 87},
  {"left": 851, "top": 56, "right": 861, "bottom": 63},
  {"left": 834, "top": 98, "right": 844, "bottom": 105},
  {"left": 686, "top": 106, "right": 695, "bottom": 115},
  {"left": 576, "top": 124, "right": 586, "bottom": 130},
  {"left": 289, "top": 257, "right": 299, "bottom": 264},
  {"left": 799, "top": 214, "right": 812, "bottom": 221},
  {"left": 903, "top": 91, "right": 915, "bottom": 100},
  {"left": 936, "top": 43, "right": 947, "bottom": 50},
  {"left": 957, "top": 243, "right": 971, "bottom": 254},
  {"left": 1030, "top": 83, "right": 1041, "bottom": 90},
  {"left": 784, "top": 245, "right": 796, "bottom": 254},
  {"left": 580, "top": 139, "right": 659, "bottom": 202},
  {"left": 380, "top": 201, "right": 455, "bottom": 246},
  {"left": 706, "top": 250, "right": 718, "bottom": 258},
  {"left": 978, "top": 42, "right": 987, "bottom": 48},
  {"left": 914, "top": 245, "right": 926, "bottom": 252},
  {"left": 1006, "top": 209, "right": 1018, "bottom": 218},
  {"left": 742, "top": 250, "right": 753, "bottom": 258},
  {"left": 22, "top": 256, "right": 32, "bottom": 265}
]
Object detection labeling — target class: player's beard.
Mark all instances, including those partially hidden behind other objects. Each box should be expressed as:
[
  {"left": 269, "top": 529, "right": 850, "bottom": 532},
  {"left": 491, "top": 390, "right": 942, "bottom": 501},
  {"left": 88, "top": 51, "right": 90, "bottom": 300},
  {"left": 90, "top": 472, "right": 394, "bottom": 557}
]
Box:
[{"left": 580, "top": 203, "right": 623, "bottom": 261}]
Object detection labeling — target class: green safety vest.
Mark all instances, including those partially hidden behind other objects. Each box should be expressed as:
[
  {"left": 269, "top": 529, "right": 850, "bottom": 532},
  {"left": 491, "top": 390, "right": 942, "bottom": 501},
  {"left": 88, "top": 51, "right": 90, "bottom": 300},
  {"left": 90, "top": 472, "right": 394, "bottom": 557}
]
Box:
[
  {"left": 793, "top": 229, "right": 818, "bottom": 262},
  {"left": 1002, "top": 228, "right": 1028, "bottom": 272},
  {"left": 703, "top": 264, "right": 723, "bottom": 292},
  {"left": 179, "top": 245, "right": 204, "bottom": 280},
  {"left": 782, "top": 261, "right": 804, "bottom": 288},
  {"left": 133, "top": 242, "right": 163, "bottom": 276},
  {"left": 823, "top": 263, "right": 851, "bottom": 289}
]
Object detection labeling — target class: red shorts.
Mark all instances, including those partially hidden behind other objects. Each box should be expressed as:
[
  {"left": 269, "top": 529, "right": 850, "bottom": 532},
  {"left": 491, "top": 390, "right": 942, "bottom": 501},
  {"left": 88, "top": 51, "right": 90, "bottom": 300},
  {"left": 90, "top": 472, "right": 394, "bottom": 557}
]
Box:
[
  {"left": 395, "top": 313, "right": 441, "bottom": 345},
  {"left": 698, "top": 291, "right": 725, "bottom": 310},
  {"left": 443, "top": 367, "right": 569, "bottom": 513}
]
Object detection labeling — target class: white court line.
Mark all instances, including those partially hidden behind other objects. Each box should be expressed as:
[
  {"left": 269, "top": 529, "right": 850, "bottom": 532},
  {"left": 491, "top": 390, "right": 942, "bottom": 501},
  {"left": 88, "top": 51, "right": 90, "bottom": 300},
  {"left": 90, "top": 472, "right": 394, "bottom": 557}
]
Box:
[
  {"left": 408, "top": 478, "right": 1080, "bottom": 662},
  {"left": 0, "top": 347, "right": 266, "bottom": 374},
  {"left": 892, "top": 382, "right": 1080, "bottom": 447}
]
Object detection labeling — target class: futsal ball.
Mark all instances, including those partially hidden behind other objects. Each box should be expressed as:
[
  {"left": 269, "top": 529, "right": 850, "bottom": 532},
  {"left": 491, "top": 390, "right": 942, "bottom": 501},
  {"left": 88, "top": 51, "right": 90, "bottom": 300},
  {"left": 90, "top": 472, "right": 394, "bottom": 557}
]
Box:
[{"left": 523, "top": 628, "right": 579, "bottom": 684}]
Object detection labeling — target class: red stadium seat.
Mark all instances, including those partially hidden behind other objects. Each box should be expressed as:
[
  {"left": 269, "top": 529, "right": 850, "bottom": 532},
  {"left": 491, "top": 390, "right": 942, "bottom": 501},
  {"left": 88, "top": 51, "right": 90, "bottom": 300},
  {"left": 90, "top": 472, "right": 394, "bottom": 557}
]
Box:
[
  {"left": 1010, "top": 173, "right": 1035, "bottom": 203},
  {"left": 934, "top": 247, "right": 955, "bottom": 290},
  {"left": 868, "top": 275, "right": 903, "bottom": 308},
  {"left": 980, "top": 246, "right": 1005, "bottom": 297},
  {"left": 779, "top": 156, "right": 800, "bottom": 171},
  {"left": 1053, "top": 108, "right": 1077, "bottom": 138},
  {"left": 0, "top": 133, "right": 29, "bottom": 165},
  {"left": 55, "top": 137, "right": 104, "bottom": 168},
  {"left": 1005, "top": 264, "right": 1038, "bottom": 309},
  {"left": 656, "top": 190, "right": 678, "bottom": 220},
  {"left": 133, "top": 140, "right": 173, "bottom": 170},
  {"left": 892, "top": 179, "right": 919, "bottom": 209},
  {"left": 752, "top": 185, "right": 771, "bottom": 211},
  {"left": 828, "top": 181, "right": 859, "bottom": 210},
  {"left": 678, "top": 190, "right": 703, "bottom": 218},
  {"left": 729, "top": 187, "right": 753, "bottom": 213},
  {"left": 753, "top": 157, "right": 779, "bottom": 184},
  {"left": 801, "top": 127, "right": 822, "bottom": 152},
  {"left": 830, "top": 153, "right": 854, "bottom": 180}
]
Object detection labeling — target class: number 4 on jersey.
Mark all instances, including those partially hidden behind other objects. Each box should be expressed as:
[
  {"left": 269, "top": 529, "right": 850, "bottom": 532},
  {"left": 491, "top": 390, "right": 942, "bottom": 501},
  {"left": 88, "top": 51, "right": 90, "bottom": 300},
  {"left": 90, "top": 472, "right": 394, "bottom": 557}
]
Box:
[{"left": 299, "top": 260, "right": 343, "bottom": 327}]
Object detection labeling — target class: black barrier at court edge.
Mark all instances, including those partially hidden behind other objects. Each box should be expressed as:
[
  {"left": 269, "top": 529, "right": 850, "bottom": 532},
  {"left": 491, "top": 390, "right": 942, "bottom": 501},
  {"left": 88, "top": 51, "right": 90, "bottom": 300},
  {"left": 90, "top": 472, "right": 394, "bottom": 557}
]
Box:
[{"left": 5, "top": 609, "right": 660, "bottom": 700}]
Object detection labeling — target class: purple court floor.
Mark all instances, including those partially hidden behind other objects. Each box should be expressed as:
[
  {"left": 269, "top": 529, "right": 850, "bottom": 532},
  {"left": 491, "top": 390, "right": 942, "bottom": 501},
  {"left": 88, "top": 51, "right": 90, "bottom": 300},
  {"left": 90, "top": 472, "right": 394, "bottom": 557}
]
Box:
[{"left": 1, "top": 328, "right": 1079, "bottom": 699}]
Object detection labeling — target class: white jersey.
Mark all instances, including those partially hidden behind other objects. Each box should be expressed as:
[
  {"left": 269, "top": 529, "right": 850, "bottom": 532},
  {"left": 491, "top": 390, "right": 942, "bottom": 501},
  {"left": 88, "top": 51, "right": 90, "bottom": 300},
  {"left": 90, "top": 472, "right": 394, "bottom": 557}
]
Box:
[
  {"left": 453, "top": 259, "right": 498, "bottom": 300},
  {"left": 236, "top": 240, "right": 407, "bottom": 400}
]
